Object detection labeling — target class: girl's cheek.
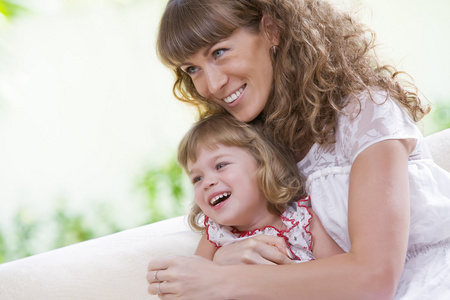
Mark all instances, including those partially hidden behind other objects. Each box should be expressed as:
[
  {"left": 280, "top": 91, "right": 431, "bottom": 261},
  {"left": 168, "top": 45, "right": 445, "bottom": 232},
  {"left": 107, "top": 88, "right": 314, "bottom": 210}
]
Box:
[{"left": 193, "top": 189, "right": 203, "bottom": 204}]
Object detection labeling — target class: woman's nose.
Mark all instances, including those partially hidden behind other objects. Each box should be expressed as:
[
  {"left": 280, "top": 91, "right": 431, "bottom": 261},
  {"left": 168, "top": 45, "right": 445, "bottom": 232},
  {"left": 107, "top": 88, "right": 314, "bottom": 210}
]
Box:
[{"left": 204, "top": 66, "right": 227, "bottom": 95}]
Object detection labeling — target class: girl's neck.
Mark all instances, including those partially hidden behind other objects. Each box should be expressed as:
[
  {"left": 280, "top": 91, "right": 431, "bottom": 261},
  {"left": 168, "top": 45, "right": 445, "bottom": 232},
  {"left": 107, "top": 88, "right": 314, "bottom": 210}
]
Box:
[{"left": 233, "top": 213, "right": 284, "bottom": 233}]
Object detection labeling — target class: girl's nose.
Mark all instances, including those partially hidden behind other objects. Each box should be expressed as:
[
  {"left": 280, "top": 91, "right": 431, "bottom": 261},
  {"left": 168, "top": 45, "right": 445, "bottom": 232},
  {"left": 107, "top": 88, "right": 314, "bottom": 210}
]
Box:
[{"left": 203, "top": 175, "right": 218, "bottom": 191}]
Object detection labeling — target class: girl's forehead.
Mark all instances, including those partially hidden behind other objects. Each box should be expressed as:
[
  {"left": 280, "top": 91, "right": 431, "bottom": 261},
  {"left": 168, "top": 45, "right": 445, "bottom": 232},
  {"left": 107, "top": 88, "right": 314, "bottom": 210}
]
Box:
[{"left": 193, "top": 142, "right": 255, "bottom": 162}]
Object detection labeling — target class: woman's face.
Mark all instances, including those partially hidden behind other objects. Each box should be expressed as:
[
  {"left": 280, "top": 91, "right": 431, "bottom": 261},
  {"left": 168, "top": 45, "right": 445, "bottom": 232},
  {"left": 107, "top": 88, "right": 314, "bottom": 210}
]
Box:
[{"left": 180, "top": 27, "right": 274, "bottom": 122}]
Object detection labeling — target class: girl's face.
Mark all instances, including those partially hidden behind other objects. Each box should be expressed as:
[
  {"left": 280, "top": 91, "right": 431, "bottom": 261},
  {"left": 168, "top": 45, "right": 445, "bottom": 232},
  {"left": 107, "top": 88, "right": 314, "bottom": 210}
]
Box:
[
  {"left": 180, "top": 27, "right": 274, "bottom": 123},
  {"left": 187, "top": 143, "right": 278, "bottom": 232}
]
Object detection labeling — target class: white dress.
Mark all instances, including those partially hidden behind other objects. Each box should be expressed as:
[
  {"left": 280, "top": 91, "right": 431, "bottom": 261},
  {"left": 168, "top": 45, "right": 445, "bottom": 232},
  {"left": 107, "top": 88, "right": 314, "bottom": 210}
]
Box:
[
  {"left": 205, "top": 198, "right": 315, "bottom": 262},
  {"left": 298, "top": 91, "right": 450, "bottom": 299}
]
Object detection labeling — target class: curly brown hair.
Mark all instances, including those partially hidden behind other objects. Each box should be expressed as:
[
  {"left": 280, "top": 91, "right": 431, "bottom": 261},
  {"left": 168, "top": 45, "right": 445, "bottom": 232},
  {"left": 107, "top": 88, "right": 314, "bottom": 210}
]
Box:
[
  {"left": 157, "top": 0, "right": 429, "bottom": 156},
  {"left": 178, "top": 114, "right": 305, "bottom": 232}
]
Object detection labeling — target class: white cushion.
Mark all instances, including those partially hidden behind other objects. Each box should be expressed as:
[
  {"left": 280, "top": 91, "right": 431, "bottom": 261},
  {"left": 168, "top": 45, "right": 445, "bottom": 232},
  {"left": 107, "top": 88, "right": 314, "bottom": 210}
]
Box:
[
  {"left": 0, "top": 216, "right": 200, "bottom": 300},
  {"left": 425, "top": 129, "right": 450, "bottom": 172}
]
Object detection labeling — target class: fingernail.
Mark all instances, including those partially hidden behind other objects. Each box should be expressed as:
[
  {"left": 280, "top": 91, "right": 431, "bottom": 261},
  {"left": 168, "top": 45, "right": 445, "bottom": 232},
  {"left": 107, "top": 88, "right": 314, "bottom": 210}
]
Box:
[{"left": 286, "top": 247, "right": 294, "bottom": 259}]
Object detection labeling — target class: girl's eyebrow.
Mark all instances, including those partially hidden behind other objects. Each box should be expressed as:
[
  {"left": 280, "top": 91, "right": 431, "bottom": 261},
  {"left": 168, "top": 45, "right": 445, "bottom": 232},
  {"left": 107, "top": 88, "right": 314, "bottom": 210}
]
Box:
[{"left": 187, "top": 152, "right": 230, "bottom": 175}]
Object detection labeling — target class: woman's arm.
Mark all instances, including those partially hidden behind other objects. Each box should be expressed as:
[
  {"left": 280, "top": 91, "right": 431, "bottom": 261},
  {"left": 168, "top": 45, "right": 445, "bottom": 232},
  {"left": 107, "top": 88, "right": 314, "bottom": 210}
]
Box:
[
  {"left": 148, "top": 139, "right": 411, "bottom": 300},
  {"left": 309, "top": 208, "right": 345, "bottom": 259},
  {"left": 194, "top": 233, "right": 217, "bottom": 260}
]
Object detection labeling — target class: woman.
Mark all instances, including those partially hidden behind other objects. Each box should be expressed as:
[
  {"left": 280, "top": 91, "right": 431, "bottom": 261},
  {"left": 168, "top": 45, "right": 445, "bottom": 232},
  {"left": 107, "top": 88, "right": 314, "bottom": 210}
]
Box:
[{"left": 148, "top": 0, "right": 450, "bottom": 299}]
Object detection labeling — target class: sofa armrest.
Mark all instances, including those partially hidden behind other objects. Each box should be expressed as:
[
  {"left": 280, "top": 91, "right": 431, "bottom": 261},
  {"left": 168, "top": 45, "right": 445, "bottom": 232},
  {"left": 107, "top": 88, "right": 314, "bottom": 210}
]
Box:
[
  {"left": 425, "top": 128, "right": 450, "bottom": 173},
  {"left": 0, "top": 216, "right": 200, "bottom": 300}
]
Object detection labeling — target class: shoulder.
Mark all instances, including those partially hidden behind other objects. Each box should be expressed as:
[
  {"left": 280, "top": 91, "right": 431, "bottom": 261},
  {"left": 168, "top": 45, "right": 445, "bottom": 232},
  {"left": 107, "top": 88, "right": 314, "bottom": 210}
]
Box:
[
  {"left": 336, "top": 90, "right": 422, "bottom": 162},
  {"left": 204, "top": 216, "right": 235, "bottom": 248}
]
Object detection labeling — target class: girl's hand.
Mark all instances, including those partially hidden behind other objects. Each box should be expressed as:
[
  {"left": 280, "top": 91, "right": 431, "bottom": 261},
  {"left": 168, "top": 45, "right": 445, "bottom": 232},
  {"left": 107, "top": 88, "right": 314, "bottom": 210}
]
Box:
[
  {"left": 213, "top": 234, "right": 294, "bottom": 265},
  {"left": 147, "top": 255, "right": 225, "bottom": 300}
]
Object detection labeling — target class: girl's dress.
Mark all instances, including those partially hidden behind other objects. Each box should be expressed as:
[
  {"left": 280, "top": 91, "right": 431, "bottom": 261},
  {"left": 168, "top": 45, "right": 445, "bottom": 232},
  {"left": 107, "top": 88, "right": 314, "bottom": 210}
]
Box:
[
  {"left": 204, "top": 198, "right": 315, "bottom": 262},
  {"left": 298, "top": 91, "right": 450, "bottom": 299}
]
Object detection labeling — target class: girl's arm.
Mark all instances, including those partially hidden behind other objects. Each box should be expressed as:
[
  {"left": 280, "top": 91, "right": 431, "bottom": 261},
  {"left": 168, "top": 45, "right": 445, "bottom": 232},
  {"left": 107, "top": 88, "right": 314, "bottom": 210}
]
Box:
[
  {"left": 148, "top": 139, "right": 412, "bottom": 300},
  {"left": 194, "top": 233, "right": 217, "bottom": 260}
]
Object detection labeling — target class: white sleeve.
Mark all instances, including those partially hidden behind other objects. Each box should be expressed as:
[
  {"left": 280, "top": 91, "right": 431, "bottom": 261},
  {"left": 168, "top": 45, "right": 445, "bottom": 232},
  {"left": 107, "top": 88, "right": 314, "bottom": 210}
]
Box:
[{"left": 336, "top": 91, "right": 422, "bottom": 163}]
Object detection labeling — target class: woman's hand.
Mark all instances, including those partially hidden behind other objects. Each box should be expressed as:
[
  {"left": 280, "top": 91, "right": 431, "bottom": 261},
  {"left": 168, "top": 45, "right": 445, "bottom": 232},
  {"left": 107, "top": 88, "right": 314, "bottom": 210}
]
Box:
[
  {"left": 213, "top": 234, "right": 294, "bottom": 265},
  {"left": 148, "top": 255, "right": 225, "bottom": 299}
]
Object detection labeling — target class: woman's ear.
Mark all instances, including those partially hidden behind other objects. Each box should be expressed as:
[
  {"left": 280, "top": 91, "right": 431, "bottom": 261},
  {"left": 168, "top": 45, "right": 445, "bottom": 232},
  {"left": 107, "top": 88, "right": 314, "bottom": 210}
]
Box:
[{"left": 260, "top": 15, "right": 280, "bottom": 46}]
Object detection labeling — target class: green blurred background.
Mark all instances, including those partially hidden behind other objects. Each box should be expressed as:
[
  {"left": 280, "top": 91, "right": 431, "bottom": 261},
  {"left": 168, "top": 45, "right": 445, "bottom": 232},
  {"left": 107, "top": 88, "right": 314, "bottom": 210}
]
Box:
[{"left": 0, "top": 0, "right": 449, "bottom": 263}]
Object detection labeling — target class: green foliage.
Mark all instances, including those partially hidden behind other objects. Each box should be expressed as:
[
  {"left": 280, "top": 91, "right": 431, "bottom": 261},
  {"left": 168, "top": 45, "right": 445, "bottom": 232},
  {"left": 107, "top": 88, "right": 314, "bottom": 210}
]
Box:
[
  {"left": 53, "top": 202, "right": 97, "bottom": 249},
  {"left": 138, "top": 156, "right": 190, "bottom": 223},
  {"left": 0, "top": 0, "right": 28, "bottom": 20},
  {"left": 423, "top": 99, "right": 450, "bottom": 135},
  {"left": 0, "top": 155, "right": 191, "bottom": 264}
]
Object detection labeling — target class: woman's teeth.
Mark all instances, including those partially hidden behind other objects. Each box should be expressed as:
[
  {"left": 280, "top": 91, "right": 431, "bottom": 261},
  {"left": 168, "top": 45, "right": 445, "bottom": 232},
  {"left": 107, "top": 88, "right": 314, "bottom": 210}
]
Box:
[
  {"left": 223, "top": 86, "right": 244, "bottom": 104},
  {"left": 210, "top": 192, "right": 231, "bottom": 206}
]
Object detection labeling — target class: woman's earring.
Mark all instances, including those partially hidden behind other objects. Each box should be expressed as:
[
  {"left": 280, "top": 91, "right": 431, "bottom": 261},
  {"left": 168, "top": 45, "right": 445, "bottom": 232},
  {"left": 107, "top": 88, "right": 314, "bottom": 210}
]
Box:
[{"left": 272, "top": 45, "right": 277, "bottom": 56}]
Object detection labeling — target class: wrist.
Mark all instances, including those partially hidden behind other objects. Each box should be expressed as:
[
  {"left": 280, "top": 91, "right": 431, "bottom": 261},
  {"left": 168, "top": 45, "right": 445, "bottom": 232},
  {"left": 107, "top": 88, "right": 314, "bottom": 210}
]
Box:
[
  {"left": 220, "top": 265, "right": 244, "bottom": 299},
  {"left": 221, "top": 265, "right": 259, "bottom": 300}
]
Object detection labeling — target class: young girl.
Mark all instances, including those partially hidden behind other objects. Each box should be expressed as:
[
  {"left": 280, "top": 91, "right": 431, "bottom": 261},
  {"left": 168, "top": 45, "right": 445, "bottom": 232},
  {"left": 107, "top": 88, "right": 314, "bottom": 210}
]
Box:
[
  {"left": 177, "top": 114, "right": 343, "bottom": 262},
  {"left": 148, "top": 0, "right": 450, "bottom": 299}
]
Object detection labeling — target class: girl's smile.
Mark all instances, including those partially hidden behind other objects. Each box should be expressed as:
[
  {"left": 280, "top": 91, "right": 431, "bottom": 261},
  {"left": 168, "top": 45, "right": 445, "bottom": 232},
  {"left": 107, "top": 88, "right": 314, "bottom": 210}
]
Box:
[{"left": 187, "top": 143, "right": 279, "bottom": 232}]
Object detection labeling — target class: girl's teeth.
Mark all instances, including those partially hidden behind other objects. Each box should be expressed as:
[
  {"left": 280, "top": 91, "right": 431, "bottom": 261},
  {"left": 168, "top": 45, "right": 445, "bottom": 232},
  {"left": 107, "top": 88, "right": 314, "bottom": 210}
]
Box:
[
  {"left": 223, "top": 87, "right": 244, "bottom": 104},
  {"left": 210, "top": 192, "right": 231, "bottom": 205}
]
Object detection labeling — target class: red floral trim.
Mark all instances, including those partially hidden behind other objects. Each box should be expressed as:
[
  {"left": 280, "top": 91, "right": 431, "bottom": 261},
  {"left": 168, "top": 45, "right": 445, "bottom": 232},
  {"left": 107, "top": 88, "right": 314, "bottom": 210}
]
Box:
[
  {"left": 204, "top": 196, "right": 314, "bottom": 261},
  {"left": 298, "top": 196, "right": 314, "bottom": 252},
  {"left": 204, "top": 216, "right": 221, "bottom": 248}
]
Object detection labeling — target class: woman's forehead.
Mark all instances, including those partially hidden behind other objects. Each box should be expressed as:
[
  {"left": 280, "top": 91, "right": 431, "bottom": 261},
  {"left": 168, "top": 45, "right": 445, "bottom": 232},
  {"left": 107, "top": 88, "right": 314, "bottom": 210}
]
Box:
[{"left": 158, "top": 1, "right": 244, "bottom": 66}]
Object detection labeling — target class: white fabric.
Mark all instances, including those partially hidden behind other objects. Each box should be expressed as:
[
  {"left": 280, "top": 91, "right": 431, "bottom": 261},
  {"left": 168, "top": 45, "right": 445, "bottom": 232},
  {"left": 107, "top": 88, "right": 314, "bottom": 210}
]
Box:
[
  {"left": 0, "top": 216, "right": 200, "bottom": 300},
  {"left": 205, "top": 198, "right": 315, "bottom": 262},
  {"left": 0, "top": 117, "right": 448, "bottom": 299},
  {"left": 298, "top": 91, "right": 450, "bottom": 299}
]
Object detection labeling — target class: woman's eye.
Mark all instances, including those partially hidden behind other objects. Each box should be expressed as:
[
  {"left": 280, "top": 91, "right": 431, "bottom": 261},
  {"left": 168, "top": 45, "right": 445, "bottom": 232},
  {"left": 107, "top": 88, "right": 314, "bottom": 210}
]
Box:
[
  {"left": 212, "top": 48, "right": 226, "bottom": 59},
  {"left": 183, "top": 66, "right": 199, "bottom": 75}
]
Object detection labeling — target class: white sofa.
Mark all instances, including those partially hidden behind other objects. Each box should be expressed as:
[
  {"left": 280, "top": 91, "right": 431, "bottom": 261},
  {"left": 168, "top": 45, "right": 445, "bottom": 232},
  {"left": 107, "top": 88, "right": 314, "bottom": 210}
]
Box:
[{"left": 1, "top": 129, "right": 449, "bottom": 300}]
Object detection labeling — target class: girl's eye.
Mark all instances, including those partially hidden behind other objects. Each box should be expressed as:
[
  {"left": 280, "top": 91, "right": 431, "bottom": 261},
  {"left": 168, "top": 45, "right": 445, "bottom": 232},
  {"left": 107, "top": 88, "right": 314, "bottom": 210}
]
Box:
[
  {"left": 216, "top": 162, "right": 227, "bottom": 170},
  {"left": 212, "top": 48, "right": 226, "bottom": 59},
  {"left": 192, "top": 176, "right": 203, "bottom": 184}
]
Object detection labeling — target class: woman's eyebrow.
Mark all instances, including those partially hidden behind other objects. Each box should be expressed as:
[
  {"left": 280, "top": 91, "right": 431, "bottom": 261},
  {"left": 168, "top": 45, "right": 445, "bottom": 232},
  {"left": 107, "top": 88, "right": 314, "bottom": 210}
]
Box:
[
  {"left": 202, "top": 44, "right": 215, "bottom": 57},
  {"left": 179, "top": 45, "right": 214, "bottom": 68},
  {"left": 179, "top": 39, "right": 226, "bottom": 67}
]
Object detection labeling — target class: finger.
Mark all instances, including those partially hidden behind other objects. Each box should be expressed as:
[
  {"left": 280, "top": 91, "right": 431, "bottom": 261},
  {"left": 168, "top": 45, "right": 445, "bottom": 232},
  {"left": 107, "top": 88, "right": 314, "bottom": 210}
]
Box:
[
  {"left": 250, "top": 235, "right": 294, "bottom": 261},
  {"left": 146, "top": 270, "right": 164, "bottom": 284},
  {"left": 148, "top": 256, "right": 179, "bottom": 271},
  {"left": 148, "top": 281, "right": 174, "bottom": 296},
  {"left": 252, "top": 234, "right": 288, "bottom": 250},
  {"left": 257, "top": 244, "right": 295, "bottom": 265},
  {"left": 241, "top": 251, "right": 276, "bottom": 265}
]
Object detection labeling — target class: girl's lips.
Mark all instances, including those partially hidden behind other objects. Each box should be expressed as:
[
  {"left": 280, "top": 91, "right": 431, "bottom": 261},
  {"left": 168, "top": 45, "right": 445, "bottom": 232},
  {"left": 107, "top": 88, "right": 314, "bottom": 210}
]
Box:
[
  {"left": 223, "top": 85, "right": 246, "bottom": 104},
  {"left": 209, "top": 192, "right": 231, "bottom": 206},
  {"left": 210, "top": 195, "right": 230, "bottom": 211}
]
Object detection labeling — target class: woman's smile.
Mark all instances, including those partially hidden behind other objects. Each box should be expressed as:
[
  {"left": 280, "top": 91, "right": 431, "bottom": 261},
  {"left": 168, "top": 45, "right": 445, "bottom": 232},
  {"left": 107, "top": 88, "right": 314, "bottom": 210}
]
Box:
[
  {"left": 223, "top": 85, "right": 246, "bottom": 104},
  {"left": 181, "top": 27, "right": 275, "bottom": 122}
]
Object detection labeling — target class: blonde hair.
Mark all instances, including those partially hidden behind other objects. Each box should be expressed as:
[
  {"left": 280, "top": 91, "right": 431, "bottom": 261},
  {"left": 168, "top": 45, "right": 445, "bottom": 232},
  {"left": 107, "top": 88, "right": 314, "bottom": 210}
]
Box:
[
  {"left": 178, "top": 114, "right": 304, "bottom": 232},
  {"left": 158, "top": 0, "right": 429, "bottom": 155}
]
